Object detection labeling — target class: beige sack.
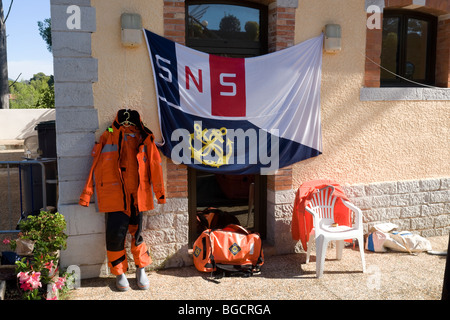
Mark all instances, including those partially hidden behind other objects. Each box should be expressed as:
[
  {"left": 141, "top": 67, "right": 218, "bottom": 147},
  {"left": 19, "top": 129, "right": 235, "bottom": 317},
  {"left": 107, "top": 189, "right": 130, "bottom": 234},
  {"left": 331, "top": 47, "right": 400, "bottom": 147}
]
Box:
[{"left": 15, "top": 239, "right": 35, "bottom": 256}]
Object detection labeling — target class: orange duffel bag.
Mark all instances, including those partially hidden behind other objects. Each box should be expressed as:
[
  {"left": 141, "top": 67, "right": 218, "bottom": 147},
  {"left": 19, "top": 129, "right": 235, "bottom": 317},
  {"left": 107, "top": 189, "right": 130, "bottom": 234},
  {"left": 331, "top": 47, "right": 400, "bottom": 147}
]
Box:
[{"left": 193, "top": 224, "right": 264, "bottom": 276}]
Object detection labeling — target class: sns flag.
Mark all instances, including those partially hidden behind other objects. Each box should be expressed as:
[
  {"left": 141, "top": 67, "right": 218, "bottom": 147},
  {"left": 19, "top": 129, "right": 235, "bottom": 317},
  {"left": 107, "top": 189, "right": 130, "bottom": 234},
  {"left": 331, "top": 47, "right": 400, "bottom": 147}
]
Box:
[{"left": 144, "top": 29, "right": 323, "bottom": 175}]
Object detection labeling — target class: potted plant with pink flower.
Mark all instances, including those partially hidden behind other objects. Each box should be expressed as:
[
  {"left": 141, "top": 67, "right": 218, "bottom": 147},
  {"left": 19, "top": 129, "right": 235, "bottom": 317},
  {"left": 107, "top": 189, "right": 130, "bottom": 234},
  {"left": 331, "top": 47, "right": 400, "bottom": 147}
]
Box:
[
  {"left": 9, "top": 211, "right": 74, "bottom": 300},
  {"left": 16, "top": 270, "right": 43, "bottom": 300}
]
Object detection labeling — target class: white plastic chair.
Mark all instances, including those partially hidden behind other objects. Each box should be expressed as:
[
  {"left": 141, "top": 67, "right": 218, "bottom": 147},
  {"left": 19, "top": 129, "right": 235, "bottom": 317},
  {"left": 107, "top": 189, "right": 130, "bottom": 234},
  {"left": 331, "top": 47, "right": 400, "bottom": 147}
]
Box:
[{"left": 305, "top": 185, "right": 366, "bottom": 278}]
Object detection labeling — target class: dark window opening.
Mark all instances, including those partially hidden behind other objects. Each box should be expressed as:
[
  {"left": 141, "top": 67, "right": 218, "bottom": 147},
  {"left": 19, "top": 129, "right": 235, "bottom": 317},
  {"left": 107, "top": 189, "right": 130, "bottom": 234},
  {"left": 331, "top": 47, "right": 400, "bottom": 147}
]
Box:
[
  {"left": 186, "top": 0, "right": 268, "bottom": 57},
  {"left": 381, "top": 10, "right": 437, "bottom": 87}
]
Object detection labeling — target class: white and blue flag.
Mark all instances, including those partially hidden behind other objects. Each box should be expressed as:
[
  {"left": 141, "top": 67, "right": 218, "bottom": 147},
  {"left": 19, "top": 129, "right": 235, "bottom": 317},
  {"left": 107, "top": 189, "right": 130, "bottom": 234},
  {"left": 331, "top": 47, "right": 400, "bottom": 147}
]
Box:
[{"left": 144, "top": 29, "right": 323, "bottom": 175}]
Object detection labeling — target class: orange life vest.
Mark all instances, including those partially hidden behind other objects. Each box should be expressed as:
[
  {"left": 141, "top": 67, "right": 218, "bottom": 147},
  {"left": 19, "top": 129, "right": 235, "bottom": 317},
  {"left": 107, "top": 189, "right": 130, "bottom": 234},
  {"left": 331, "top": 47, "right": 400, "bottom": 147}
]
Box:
[
  {"left": 79, "top": 110, "right": 165, "bottom": 214},
  {"left": 291, "top": 179, "right": 351, "bottom": 250}
]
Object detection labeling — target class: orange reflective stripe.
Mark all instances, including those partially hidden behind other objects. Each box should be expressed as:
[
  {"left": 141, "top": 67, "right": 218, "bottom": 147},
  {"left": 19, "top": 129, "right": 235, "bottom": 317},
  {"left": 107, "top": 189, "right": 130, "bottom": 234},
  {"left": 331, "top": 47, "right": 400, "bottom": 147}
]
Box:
[{"left": 107, "top": 250, "right": 128, "bottom": 275}]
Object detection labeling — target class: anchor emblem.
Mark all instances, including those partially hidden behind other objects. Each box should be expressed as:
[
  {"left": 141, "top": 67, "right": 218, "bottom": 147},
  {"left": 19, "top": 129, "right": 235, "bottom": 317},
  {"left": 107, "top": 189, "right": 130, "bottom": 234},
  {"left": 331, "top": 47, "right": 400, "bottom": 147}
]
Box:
[{"left": 189, "top": 122, "right": 233, "bottom": 168}]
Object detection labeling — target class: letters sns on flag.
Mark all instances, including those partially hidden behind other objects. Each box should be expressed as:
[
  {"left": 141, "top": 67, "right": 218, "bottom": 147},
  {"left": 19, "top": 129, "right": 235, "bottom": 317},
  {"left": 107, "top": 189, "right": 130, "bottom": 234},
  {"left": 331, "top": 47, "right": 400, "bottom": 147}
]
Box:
[{"left": 144, "top": 29, "right": 324, "bottom": 175}]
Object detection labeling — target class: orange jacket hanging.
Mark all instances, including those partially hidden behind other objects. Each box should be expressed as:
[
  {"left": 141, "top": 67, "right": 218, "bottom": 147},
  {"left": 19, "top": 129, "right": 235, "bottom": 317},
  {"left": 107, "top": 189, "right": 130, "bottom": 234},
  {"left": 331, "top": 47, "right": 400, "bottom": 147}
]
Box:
[
  {"left": 291, "top": 179, "right": 351, "bottom": 250},
  {"left": 79, "top": 110, "right": 165, "bottom": 214}
]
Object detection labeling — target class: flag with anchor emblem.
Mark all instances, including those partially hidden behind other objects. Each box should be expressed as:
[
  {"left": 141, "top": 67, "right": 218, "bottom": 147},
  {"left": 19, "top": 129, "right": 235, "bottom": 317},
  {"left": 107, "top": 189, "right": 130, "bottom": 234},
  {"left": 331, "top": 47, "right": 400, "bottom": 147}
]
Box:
[{"left": 144, "top": 29, "right": 323, "bottom": 175}]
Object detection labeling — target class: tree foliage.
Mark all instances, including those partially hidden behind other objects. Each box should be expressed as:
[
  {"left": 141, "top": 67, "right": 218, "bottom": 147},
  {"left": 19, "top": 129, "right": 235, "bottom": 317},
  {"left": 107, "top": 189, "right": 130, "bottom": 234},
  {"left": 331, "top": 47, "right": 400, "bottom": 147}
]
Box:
[
  {"left": 37, "top": 18, "right": 51, "bottom": 52},
  {"left": 8, "top": 72, "right": 54, "bottom": 109},
  {"left": 219, "top": 14, "right": 241, "bottom": 33}
]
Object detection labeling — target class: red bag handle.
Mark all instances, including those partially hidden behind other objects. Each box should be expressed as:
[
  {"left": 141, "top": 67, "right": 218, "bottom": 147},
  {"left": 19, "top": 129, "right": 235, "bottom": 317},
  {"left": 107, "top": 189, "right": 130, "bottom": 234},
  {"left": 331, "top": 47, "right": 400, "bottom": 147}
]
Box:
[{"left": 221, "top": 224, "right": 250, "bottom": 235}]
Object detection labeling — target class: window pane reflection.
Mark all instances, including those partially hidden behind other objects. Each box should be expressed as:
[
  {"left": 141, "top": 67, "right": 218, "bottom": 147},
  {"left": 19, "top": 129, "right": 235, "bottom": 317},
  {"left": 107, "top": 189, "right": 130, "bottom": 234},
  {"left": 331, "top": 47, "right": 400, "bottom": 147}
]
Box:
[
  {"left": 188, "top": 4, "right": 261, "bottom": 42},
  {"left": 381, "top": 16, "right": 399, "bottom": 80},
  {"left": 406, "top": 18, "right": 429, "bottom": 80},
  {"left": 380, "top": 11, "right": 436, "bottom": 86}
]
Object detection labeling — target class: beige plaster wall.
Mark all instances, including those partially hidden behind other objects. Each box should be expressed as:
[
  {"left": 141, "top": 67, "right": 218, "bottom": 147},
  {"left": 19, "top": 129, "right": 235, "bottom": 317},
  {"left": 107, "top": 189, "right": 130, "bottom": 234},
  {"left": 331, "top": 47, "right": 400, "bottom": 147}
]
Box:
[
  {"left": 91, "top": 0, "right": 163, "bottom": 142},
  {"left": 91, "top": 0, "right": 166, "bottom": 181},
  {"left": 91, "top": 0, "right": 449, "bottom": 190},
  {"left": 292, "top": 0, "right": 449, "bottom": 187}
]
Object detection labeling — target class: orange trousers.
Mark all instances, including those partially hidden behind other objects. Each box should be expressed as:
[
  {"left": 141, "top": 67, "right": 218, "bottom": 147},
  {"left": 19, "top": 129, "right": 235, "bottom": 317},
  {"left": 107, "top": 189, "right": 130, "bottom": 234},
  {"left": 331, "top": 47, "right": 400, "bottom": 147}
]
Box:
[{"left": 105, "top": 197, "right": 151, "bottom": 275}]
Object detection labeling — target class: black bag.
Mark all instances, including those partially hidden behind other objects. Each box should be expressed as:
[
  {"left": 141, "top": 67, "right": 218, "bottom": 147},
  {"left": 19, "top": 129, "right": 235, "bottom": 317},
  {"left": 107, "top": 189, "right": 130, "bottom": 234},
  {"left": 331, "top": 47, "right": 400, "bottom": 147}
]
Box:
[{"left": 196, "top": 207, "right": 240, "bottom": 233}]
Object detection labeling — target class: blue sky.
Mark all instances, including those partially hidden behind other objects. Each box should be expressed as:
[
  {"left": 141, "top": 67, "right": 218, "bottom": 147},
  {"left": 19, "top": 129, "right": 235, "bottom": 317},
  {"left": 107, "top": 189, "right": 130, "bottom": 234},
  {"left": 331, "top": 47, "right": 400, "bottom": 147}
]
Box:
[{"left": 4, "top": 0, "right": 53, "bottom": 81}]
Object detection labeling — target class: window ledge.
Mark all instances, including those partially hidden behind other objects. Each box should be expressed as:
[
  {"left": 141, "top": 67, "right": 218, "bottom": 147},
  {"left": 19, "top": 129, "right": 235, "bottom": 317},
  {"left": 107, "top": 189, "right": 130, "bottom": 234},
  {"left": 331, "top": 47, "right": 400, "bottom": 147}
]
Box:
[{"left": 360, "top": 87, "right": 450, "bottom": 101}]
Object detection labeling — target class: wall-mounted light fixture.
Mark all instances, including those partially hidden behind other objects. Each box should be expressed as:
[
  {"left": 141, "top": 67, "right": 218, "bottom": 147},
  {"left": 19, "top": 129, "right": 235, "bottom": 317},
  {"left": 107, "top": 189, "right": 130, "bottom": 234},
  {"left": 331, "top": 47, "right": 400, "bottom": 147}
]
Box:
[
  {"left": 121, "top": 13, "right": 142, "bottom": 47},
  {"left": 323, "top": 24, "right": 341, "bottom": 53}
]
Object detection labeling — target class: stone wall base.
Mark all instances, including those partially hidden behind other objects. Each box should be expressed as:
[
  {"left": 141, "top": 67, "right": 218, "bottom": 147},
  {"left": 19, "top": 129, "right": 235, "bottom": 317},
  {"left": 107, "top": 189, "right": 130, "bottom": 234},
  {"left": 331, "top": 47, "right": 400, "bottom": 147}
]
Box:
[
  {"left": 61, "top": 177, "right": 449, "bottom": 278},
  {"left": 270, "top": 177, "right": 450, "bottom": 255}
]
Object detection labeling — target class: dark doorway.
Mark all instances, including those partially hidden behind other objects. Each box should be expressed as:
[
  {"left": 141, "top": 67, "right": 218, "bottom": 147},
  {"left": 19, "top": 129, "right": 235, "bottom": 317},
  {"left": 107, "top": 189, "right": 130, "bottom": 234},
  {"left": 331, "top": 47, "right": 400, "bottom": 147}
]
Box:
[{"left": 185, "top": 0, "right": 268, "bottom": 246}]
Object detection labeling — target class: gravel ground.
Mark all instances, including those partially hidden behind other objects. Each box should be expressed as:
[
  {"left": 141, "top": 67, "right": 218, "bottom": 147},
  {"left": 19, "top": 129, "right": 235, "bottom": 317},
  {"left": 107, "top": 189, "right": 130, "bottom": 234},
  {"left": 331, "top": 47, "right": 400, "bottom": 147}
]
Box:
[{"left": 67, "top": 235, "right": 449, "bottom": 301}]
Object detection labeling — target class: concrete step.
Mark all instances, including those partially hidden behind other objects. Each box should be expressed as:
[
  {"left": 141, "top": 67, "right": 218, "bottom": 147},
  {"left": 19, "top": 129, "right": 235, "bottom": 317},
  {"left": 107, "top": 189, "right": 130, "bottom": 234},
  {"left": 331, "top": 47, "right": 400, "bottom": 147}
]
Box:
[
  {"left": 0, "top": 140, "right": 24, "bottom": 151},
  {"left": 0, "top": 140, "right": 25, "bottom": 163}
]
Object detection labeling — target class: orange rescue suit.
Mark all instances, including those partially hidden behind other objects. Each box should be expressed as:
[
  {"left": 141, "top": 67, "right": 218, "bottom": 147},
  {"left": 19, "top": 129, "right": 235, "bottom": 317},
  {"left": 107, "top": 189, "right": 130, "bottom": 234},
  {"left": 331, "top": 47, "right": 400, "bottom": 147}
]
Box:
[
  {"left": 79, "top": 109, "right": 165, "bottom": 275},
  {"left": 79, "top": 111, "right": 165, "bottom": 213}
]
